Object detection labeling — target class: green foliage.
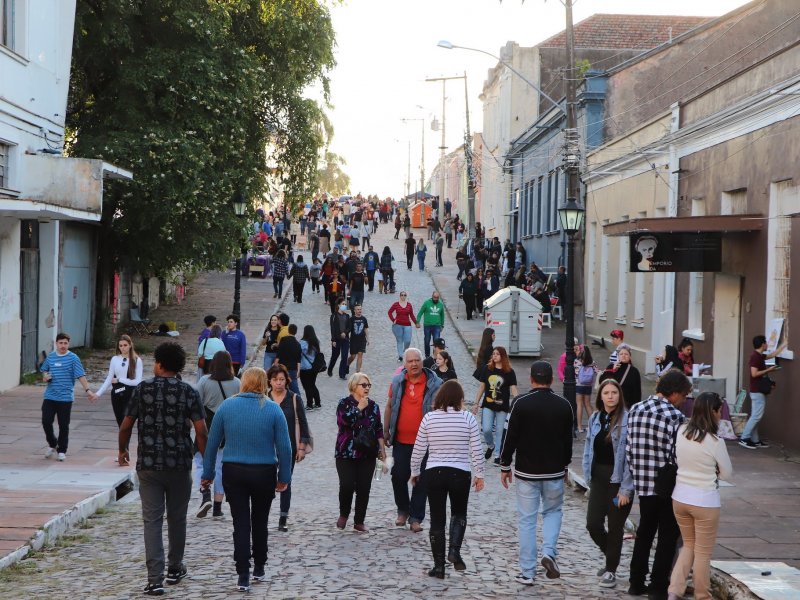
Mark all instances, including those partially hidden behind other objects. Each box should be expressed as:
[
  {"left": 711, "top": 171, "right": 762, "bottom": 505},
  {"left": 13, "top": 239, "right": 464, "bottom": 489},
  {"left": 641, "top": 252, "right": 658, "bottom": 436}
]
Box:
[
  {"left": 67, "top": 0, "right": 336, "bottom": 276},
  {"left": 317, "top": 151, "right": 351, "bottom": 196},
  {"left": 576, "top": 59, "right": 592, "bottom": 79},
  {"left": 20, "top": 371, "right": 43, "bottom": 385}
]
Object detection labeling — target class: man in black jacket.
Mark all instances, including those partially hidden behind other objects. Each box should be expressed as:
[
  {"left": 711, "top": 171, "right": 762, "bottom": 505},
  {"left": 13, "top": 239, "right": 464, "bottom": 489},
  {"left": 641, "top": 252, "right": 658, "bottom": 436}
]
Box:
[
  {"left": 500, "top": 360, "right": 573, "bottom": 587},
  {"left": 327, "top": 302, "right": 351, "bottom": 380}
]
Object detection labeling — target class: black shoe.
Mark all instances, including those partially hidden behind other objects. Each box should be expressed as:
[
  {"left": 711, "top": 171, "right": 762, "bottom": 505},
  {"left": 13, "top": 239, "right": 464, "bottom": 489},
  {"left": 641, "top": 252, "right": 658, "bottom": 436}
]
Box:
[
  {"left": 252, "top": 565, "right": 266, "bottom": 583},
  {"left": 755, "top": 440, "right": 770, "bottom": 448},
  {"left": 484, "top": 446, "right": 494, "bottom": 460},
  {"left": 327, "top": 368, "right": 333, "bottom": 377},
  {"left": 306, "top": 404, "right": 315, "bottom": 411},
  {"left": 492, "top": 458, "right": 501, "bottom": 467},
  {"left": 541, "top": 555, "right": 560, "bottom": 579},
  {"left": 627, "top": 582, "right": 648, "bottom": 596},
  {"left": 196, "top": 489, "right": 212, "bottom": 518},
  {"left": 314, "top": 403, "right": 321, "bottom": 408},
  {"left": 447, "top": 517, "right": 467, "bottom": 571},
  {"left": 237, "top": 573, "right": 250, "bottom": 592},
  {"left": 278, "top": 516, "right": 288, "bottom": 532},
  {"left": 143, "top": 582, "right": 165, "bottom": 596},
  {"left": 428, "top": 530, "right": 446, "bottom": 579},
  {"left": 166, "top": 566, "right": 187, "bottom": 585},
  {"left": 739, "top": 438, "right": 757, "bottom": 450},
  {"left": 212, "top": 502, "right": 223, "bottom": 518},
  {"left": 647, "top": 589, "right": 668, "bottom": 600}
]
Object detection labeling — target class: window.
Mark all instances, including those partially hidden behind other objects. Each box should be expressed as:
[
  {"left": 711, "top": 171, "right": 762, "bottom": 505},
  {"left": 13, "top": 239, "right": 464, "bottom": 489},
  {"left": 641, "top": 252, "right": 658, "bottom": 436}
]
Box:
[
  {"left": 585, "top": 221, "right": 596, "bottom": 318},
  {"left": 536, "top": 177, "right": 543, "bottom": 234},
  {"left": 0, "top": 143, "right": 8, "bottom": 188},
  {"left": 685, "top": 199, "right": 707, "bottom": 339},
  {"left": 766, "top": 181, "right": 798, "bottom": 346},
  {"left": 1, "top": 0, "right": 14, "bottom": 49},
  {"left": 598, "top": 222, "right": 609, "bottom": 320},
  {"left": 616, "top": 235, "right": 629, "bottom": 324}
]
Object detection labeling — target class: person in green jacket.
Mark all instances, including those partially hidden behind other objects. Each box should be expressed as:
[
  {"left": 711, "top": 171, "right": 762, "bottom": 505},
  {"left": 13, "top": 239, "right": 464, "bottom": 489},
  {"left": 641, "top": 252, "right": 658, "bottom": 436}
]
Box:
[{"left": 415, "top": 292, "right": 446, "bottom": 358}]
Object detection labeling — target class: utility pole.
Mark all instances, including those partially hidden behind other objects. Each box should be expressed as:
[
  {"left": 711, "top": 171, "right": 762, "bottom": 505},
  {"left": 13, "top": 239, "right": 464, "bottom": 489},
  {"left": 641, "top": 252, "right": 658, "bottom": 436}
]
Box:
[
  {"left": 407, "top": 140, "right": 411, "bottom": 200},
  {"left": 401, "top": 117, "right": 426, "bottom": 203},
  {"left": 463, "top": 72, "right": 476, "bottom": 235}
]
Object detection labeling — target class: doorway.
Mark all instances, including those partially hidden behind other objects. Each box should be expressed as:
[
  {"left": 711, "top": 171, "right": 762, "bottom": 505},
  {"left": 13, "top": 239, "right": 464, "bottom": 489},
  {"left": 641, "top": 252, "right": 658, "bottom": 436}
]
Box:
[
  {"left": 712, "top": 273, "right": 742, "bottom": 406},
  {"left": 20, "top": 220, "right": 40, "bottom": 374}
]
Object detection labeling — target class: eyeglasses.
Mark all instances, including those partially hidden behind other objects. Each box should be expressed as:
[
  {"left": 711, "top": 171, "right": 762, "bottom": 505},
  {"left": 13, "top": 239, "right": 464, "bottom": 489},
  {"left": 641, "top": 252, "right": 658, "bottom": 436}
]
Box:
[{"left": 358, "top": 383, "right": 372, "bottom": 388}]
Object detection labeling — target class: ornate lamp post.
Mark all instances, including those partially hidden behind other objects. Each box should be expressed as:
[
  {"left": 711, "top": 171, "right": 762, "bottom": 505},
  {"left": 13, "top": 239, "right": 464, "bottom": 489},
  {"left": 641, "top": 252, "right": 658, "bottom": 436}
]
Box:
[
  {"left": 558, "top": 197, "right": 585, "bottom": 416},
  {"left": 232, "top": 191, "right": 247, "bottom": 318}
]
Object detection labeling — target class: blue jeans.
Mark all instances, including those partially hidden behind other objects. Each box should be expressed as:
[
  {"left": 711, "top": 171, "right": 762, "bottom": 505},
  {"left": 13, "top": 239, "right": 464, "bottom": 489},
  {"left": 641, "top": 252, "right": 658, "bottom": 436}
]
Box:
[
  {"left": 194, "top": 450, "right": 223, "bottom": 496},
  {"left": 273, "top": 276, "right": 284, "bottom": 297},
  {"left": 742, "top": 392, "right": 766, "bottom": 443},
  {"left": 417, "top": 255, "right": 425, "bottom": 270},
  {"left": 287, "top": 369, "right": 300, "bottom": 396},
  {"left": 482, "top": 408, "right": 507, "bottom": 457},
  {"left": 423, "top": 325, "right": 442, "bottom": 357},
  {"left": 263, "top": 351, "right": 277, "bottom": 371},
  {"left": 328, "top": 338, "right": 350, "bottom": 378},
  {"left": 516, "top": 478, "right": 565, "bottom": 579},
  {"left": 390, "top": 442, "right": 427, "bottom": 523},
  {"left": 392, "top": 324, "right": 412, "bottom": 359},
  {"left": 350, "top": 291, "right": 364, "bottom": 310}
]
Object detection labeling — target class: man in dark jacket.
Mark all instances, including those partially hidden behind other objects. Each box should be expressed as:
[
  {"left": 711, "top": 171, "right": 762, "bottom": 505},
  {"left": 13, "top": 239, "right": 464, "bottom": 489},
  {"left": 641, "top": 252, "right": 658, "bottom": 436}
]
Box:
[
  {"left": 327, "top": 302, "right": 351, "bottom": 380},
  {"left": 500, "top": 360, "right": 573, "bottom": 586}
]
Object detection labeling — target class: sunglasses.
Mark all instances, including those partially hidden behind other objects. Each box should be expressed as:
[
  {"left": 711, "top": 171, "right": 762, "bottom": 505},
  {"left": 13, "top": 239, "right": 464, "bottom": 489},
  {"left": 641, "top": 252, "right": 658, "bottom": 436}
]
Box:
[
  {"left": 358, "top": 383, "right": 372, "bottom": 389},
  {"left": 122, "top": 357, "right": 127, "bottom": 365}
]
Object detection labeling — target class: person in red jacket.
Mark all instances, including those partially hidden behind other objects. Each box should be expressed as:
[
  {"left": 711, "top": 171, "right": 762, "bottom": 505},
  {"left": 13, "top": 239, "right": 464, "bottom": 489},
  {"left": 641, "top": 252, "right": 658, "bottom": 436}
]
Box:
[{"left": 388, "top": 291, "right": 418, "bottom": 361}]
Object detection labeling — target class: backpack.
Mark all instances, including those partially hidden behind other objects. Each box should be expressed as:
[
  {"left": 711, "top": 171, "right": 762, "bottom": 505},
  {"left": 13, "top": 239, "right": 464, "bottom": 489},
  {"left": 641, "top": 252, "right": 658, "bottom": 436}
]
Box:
[{"left": 577, "top": 365, "right": 595, "bottom": 386}]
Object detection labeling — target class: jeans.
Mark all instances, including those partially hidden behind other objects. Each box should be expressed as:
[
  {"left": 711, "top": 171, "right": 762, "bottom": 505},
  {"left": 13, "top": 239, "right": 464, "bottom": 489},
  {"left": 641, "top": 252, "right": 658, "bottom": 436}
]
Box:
[
  {"left": 279, "top": 462, "right": 296, "bottom": 517},
  {"left": 336, "top": 457, "right": 375, "bottom": 525},
  {"left": 435, "top": 247, "right": 443, "bottom": 266},
  {"left": 42, "top": 399, "right": 72, "bottom": 453},
  {"left": 585, "top": 462, "right": 632, "bottom": 573},
  {"left": 669, "top": 500, "right": 720, "bottom": 600},
  {"left": 287, "top": 369, "right": 300, "bottom": 396},
  {"left": 263, "top": 351, "right": 277, "bottom": 371},
  {"left": 629, "top": 494, "right": 681, "bottom": 591},
  {"left": 406, "top": 253, "right": 413, "bottom": 269},
  {"left": 423, "top": 325, "right": 442, "bottom": 358},
  {"left": 138, "top": 470, "right": 192, "bottom": 585},
  {"left": 392, "top": 324, "right": 412, "bottom": 359},
  {"left": 390, "top": 442, "right": 427, "bottom": 523},
  {"left": 366, "top": 269, "right": 376, "bottom": 291},
  {"left": 481, "top": 408, "right": 507, "bottom": 457},
  {"left": 328, "top": 338, "right": 350, "bottom": 378},
  {"left": 273, "top": 276, "right": 284, "bottom": 297},
  {"left": 222, "top": 462, "right": 277, "bottom": 575},
  {"left": 311, "top": 277, "right": 321, "bottom": 292},
  {"left": 516, "top": 478, "right": 564, "bottom": 579},
  {"left": 299, "top": 369, "right": 321, "bottom": 407},
  {"left": 741, "top": 392, "right": 766, "bottom": 442},
  {"left": 426, "top": 467, "right": 470, "bottom": 533},
  {"left": 194, "top": 450, "right": 224, "bottom": 496},
  {"left": 350, "top": 291, "right": 364, "bottom": 310},
  {"left": 417, "top": 255, "right": 426, "bottom": 270}
]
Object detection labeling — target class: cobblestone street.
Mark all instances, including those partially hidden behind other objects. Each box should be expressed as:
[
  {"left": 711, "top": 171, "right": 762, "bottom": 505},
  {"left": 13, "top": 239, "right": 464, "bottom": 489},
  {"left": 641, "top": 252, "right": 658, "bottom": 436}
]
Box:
[{"left": 4, "top": 226, "right": 631, "bottom": 599}]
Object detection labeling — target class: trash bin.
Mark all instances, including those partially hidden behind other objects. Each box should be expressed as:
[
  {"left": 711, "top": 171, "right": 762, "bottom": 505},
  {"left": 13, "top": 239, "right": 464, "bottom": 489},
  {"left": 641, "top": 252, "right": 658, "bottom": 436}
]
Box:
[{"left": 483, "top": 286, "right": 543, "bottom": 356}]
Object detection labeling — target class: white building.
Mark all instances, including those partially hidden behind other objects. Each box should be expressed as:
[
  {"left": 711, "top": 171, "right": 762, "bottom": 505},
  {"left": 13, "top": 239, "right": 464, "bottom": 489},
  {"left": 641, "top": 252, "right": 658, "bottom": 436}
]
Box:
[{"left": 0, "top": 0, "right": 131, "bottom": 391}]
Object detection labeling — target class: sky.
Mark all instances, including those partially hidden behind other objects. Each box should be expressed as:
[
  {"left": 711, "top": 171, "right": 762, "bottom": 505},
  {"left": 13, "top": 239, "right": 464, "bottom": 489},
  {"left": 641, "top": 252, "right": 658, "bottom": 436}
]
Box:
[{"left": 315, "top": 0, "right": 751, "bottom": 198}]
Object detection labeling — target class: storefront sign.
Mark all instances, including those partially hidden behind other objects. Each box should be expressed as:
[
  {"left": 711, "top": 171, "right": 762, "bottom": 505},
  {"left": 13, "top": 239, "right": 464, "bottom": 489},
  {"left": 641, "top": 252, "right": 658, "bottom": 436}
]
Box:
[{"left": 629, "top": 232, "right": 721, "bottom": 272}]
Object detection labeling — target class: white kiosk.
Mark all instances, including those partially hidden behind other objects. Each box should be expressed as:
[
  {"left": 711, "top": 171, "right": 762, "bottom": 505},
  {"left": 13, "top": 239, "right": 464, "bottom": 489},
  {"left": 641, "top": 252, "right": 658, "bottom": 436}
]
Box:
[{"left": 483, "top": 287, "right": 543, "bottom": 356}]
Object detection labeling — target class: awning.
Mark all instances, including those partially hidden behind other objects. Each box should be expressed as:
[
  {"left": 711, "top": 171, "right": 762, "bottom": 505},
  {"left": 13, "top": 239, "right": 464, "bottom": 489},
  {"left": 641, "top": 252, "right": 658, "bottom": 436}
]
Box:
[{"left": 603, "top": 214, "right": 764, "bottom": 237}]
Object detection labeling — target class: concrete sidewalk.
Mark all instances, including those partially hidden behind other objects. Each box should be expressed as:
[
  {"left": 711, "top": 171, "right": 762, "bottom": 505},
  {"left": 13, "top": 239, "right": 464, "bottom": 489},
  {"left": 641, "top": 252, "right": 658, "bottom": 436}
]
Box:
[
  {"left": 430, "top": 235, "right": 800, "bottom": 595},
  {"left": 0, "top": 267, "right": 280, "bottom": 569}
]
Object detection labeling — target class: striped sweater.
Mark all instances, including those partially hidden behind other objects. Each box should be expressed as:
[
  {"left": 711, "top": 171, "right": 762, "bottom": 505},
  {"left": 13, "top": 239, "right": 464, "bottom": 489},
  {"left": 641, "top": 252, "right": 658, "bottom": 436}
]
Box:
[{"left": 410, "top": 408, "right": 484, "bottom": 479}]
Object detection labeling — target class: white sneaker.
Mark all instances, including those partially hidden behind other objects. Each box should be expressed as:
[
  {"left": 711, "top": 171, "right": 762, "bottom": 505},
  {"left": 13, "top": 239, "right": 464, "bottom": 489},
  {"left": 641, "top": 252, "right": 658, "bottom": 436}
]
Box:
[
  {"left": 599, "top": 571, "right": 617, "bottom": 588},
  {"left": 45, "top": 448, "right": 56, "bottom": 459},
  {"left": 514, "top": 573, "right": 535, "bottom": 586},
  {"left": 57, "top": 453, "right": 66, "bottom": 462}
]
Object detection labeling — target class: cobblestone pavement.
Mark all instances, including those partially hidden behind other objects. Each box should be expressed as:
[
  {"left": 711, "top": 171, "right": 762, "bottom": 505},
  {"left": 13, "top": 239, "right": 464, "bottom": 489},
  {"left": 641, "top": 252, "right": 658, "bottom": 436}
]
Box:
[{"left": 5, "top": 225, "right": 633, "bottom": 599}]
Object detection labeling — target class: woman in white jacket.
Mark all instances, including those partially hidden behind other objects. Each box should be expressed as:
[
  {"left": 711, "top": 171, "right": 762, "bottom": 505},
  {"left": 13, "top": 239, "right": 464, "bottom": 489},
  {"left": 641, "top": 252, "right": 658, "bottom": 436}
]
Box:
[
  {"left": 668, "top": 392, "right": 733, "bottom": 600},
  {"left": 90, "top": 334, "right": 143, "bottom": 426}
]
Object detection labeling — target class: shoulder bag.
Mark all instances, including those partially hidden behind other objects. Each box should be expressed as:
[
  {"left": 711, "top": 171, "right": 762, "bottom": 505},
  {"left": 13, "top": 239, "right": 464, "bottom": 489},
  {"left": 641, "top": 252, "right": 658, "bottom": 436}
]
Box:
[
  {"left": 654, "top": 426, "right": 678, "bottom": 499},
  {"left": 197, "top": 338, "right": 209, "bottom": 370},
  {"left": 756, "top": 374, "right": 775, "bottom": 396},
  {"left": 293, "top": 393, "right": 314, "bottom": 454},
  {"left": 303, "top": 346, "right": 326, "bottom": 374}
]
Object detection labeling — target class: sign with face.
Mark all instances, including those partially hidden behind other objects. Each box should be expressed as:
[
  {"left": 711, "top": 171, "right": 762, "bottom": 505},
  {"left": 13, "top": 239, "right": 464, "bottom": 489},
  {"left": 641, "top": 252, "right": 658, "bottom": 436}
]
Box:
[{"left": 629, "top": 232, "right": 721, "bottom": 272}]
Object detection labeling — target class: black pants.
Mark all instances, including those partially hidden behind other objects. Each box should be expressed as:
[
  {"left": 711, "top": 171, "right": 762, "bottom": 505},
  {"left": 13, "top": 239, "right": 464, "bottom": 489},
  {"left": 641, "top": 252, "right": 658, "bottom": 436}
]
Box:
[
  {"left": 366, "top": 270, "right": 375, "bottom": 291},
  {"left": 222, "top": 463, "right": 277, "bottom": 575},
  {"left": 463, "top": 295, "right": 476, "bottom": 320},
  {"left": 436, "top": 246, "right": 443, "bottom": 266},
  {"left": 336, "top": 457, "right": 374, "bottom": 525},
  {"left": 391, "top": 442, "right": 427, "bottom": 522},
  {"left": 362, "top": 237, "right": 369, "bottom": 250},
  {"left": 293, "top": 280, "right": 306, "bottom": 302},
  {"left": 426, "top": 467, "right": 470, "bottom": 534},
  {"left": 586, "top": 462, "right": 633, "bottom": 573},
  {"left": 300, "top": 369, "right": 321, "bottom": 407},
  {"left": 406, "top": 253, "right": 413, "bottom": 269},
  {"left": 394, "top": 227, "right": 400, "bottom": 239},
  {"left": 311, "top": 277, "right": 321, "bottom": 293},
  {"left": 446, "top": 233, "right": 452, "bottom": 248},
  {"left": 42, "top": 399, "right": 72, "bottom": 453},
  {"left": 630, "top": 494, "right": 681, "bottom": 591}
]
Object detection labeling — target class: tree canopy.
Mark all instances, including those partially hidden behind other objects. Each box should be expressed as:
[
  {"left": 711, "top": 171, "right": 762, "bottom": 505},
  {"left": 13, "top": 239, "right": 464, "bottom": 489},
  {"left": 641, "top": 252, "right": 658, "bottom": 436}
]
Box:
[{"left": 67, "top": 0, "right": 336, "bottom": 276}]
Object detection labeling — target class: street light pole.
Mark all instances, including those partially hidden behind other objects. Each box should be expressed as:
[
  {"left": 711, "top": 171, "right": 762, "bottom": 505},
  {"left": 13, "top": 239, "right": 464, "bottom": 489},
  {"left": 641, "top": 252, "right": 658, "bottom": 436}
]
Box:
[{"left": 232, "top": 192, "right": 248, "bottom": 317}]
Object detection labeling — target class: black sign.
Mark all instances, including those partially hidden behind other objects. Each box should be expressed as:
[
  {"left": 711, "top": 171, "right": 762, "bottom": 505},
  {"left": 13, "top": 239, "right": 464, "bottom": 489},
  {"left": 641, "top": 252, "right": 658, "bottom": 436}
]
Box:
[{"left": 629, "top": 232, "right": 721, "bottom": 272}]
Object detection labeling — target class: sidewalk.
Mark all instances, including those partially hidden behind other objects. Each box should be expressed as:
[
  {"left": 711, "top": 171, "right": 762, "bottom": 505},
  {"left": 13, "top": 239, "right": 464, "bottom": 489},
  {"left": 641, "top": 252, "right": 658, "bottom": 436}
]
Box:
[
  {"left": 0, "top": 267, "right": 279, "bottom": 569},
  {"left": 431, "top": 235, "right": 800, "bottom": 595}
]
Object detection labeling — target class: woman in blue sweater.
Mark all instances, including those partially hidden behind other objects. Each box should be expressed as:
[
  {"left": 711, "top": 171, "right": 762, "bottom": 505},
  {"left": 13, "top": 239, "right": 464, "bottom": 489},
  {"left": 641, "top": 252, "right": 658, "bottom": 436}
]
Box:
[{"left": 202, "top": 367, "right": 293, "bottom": 592}]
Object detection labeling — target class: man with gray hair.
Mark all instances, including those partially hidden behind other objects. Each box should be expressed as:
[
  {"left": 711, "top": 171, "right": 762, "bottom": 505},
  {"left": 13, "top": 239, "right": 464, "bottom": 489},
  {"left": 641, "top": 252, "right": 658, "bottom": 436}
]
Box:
[{"left": 384, "top": 348, "right": 443, "bottom": 532}]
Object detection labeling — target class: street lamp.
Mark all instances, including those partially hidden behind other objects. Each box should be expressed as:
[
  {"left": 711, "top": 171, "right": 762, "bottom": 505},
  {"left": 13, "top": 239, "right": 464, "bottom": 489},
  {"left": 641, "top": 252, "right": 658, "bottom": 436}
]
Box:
[
  {"left": 558, "top": 197, "right": 585, "bottom": 418},
  {"left": 232, "top": 191, "right": 248, "bottom": 318}
]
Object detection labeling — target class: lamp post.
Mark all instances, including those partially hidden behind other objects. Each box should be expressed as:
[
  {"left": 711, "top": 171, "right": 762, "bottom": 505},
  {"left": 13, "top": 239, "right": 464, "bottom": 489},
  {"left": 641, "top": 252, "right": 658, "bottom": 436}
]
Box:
[
  {"left": 232, "top": 191, "right": 248, "bottom": 318},
  {"left": 558, "top": 197, "right": 585, "bottom": 416}
]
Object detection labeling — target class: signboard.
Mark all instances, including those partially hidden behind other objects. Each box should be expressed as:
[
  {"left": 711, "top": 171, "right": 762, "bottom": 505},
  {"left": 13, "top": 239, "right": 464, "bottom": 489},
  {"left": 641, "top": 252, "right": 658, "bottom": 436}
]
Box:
[
  {"left": 765, "top": 318, "right": 784, "bottom": 366},
  {"left": 629, "top": 232, "right": 721, "bottom": 272}
]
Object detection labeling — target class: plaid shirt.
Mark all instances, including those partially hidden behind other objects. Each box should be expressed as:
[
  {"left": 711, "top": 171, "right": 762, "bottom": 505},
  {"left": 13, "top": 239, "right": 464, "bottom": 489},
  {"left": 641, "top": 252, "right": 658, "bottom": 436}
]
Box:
[{"left": 625, "top": 395, "right": 685, "bottom": 497}]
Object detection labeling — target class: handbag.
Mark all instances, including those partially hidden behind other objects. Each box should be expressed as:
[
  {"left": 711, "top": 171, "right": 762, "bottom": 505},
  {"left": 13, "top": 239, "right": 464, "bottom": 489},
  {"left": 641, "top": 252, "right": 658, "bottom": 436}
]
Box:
[
  {"left": 353, "top": 426, "right": 377, "bottom": 451},
  {"left": 756, "top": 375, "right": 775, "bottom": 396},
  {"left": 293, "top": 394, "right": 314, "bottom": 454},
  {"left": 303, "top": 347, "right": 326, "bottom": 374},
  {"left": 654, "top": 427, "right": 678, "bottom": 499},
  {"left": 197, "top": 338, "right": 209, "bottom": 370}
]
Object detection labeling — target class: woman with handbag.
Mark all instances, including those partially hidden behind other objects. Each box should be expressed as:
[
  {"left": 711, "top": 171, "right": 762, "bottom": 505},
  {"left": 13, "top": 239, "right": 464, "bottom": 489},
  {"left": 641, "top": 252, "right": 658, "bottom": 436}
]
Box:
[
  {"left": 201, "top": 367, "right": 293, "bottom": 592},
  {"left": 194, "top": 351, "right": 241, "bottom": 519},
  {"left": 91, "top": 334, "right": 143, "bottom": 426},
  {"left": 267, "top": 364, "right": 311, "bottom": 533},
  {"left": 411, "top": 380, "right": 484, "bottom": 578},
  {"left": 335, "top": 372, "right": 386, "bottom": 533},
  {"left": 582, "top": 379, "right": 634, "bottom": 589},
  {"left": 668, "top": 392, "right": 733, "bottom": 600},
  {"left": 198, "top": 325, "right": 226, "bottom": 375},
  {"left": 299, "top": 325, "right": 323, "bottom": 410}
]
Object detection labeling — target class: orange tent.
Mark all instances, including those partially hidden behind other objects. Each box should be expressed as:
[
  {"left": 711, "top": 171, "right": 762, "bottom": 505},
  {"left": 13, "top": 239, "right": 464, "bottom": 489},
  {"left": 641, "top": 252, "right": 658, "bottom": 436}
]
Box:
[{"left": 409, "top": 202, "right": 432, "bottom": 228}]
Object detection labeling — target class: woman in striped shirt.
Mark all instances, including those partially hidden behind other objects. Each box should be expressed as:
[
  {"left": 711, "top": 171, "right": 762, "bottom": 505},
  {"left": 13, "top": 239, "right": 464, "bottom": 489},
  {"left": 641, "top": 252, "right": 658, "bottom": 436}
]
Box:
[{"left": 411, "top": 380, "right": 485, "bottom": 579}]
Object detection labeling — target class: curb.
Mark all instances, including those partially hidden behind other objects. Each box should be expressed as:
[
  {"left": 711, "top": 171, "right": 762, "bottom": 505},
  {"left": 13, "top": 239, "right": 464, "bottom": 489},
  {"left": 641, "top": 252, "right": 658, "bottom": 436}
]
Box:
[{"left": 0, "top": 472, "right": 134, "bottom": 570}]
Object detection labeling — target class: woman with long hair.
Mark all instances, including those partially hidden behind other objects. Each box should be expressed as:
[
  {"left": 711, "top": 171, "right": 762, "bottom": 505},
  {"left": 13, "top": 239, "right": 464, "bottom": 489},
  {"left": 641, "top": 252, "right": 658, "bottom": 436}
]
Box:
[
  {"left": 599, "top": 345, "right": 642, "bottom": 408},
  {"left": 411, "top": 380, "right": 484, "bottom": 578},
  {"left": 379, "top": 245, "right": 395, "bottom": 294},
  {"left": 576, "top": 345, "right": 598, "bottom": 433},
  {"left": 91, "top": 334, "right": 143, "bottom": 426},
  {"left": 299, "top": 325, "right": 322, "bottom": 409},
  {"left": 201, "top": 368, "right": 293, "bottom": 592},
  {"left": 669, "top": 392, "right": 733, "bottom": 600},
  {"left": 472, "top": 327, "right": 495, "bottom": 381},
  {"left": 474, "top": 268, "right": 486, "bottom": 315},
  {"left": 194, "top": 351, "right": 241, "bottom": 519},
  {"left": 415, "top": 236, "right": 428, "bottom": 271},
  {"left": 473, "top": 346, "right": 518, "bottom": 465},
  {"left": 335, "top": 373, "right": 386, "bottom": 533},
  {"left": 582, "top": 379, "right": 634, "bottom": 589},
  {"left": 677, "top": 338, "right": 695, "bottom": 376},
  {"left": 272, "top": 249, "right": 288, "bottom": 299},
  {"left": 261, "top": 314, "right": 281, "bottom": 370},
  {"left": 655, "top": 344, "right": 682, "bottom": 378},
  {"left": 433, "top": 350, "right": 457, "bottom": 382},
  {"left": 266, "top": 364, "right": 311, "bottom": 533},
  {"left": 387, "top": 291, "right": 417, "bottom": 361},
  {"left": 459, "top": 272, "right": 478, "bottom": 320},
  {"left": 198, "top": 324, "right": 226, "bottom": 375}
]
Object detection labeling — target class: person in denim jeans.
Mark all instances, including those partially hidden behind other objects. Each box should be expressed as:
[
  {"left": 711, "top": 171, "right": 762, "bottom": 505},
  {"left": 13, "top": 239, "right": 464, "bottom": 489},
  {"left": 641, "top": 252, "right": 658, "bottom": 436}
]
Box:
[
  {"left": 500, "top": 361, "right": 574, "bottom": 586},
  {"left": 739, "top": 334, "right": 786, "bottom": 449},
  {"left": 473, "top": 347, "right": 518, "bottom": 465}
]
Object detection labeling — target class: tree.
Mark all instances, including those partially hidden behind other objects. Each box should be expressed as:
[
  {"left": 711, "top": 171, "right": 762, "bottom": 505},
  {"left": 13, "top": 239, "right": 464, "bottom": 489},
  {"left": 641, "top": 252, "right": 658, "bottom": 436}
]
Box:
[
  {"left": 67, "top": 0, "right": 336, "bottom": 277},
  {"left": 317, "top": 151, "right": 351, "bottom": 196}
]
